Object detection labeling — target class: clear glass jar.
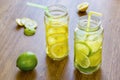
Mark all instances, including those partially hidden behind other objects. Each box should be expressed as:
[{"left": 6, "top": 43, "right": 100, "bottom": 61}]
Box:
[
  {"left": 44, "top": 4, "right": 69, "bottom": 60},
  {"left": 74, "top": 16, "right": 104, "bottom": 74}
]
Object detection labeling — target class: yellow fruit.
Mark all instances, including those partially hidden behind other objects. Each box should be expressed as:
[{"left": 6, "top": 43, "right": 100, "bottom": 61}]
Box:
[
  {"left": 16, "top": 19, "right": 24, "bottom": 26},
  {"left": 50, "top": 42, "right": 68, "bottom": 59},
  {"left": 77, "top": 2, "right": 89, "bottom": 12}
]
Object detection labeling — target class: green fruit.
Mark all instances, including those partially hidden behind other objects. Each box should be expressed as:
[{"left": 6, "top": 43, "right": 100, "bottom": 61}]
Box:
[
  {"left": 75, "top": 53, "right": 90, "bottom": 68},
  {"left": 16, "top": 52, "right": 38, "bottom": 71},
  {"left": 75, "top": 42, "right": 90, "bottom": 56},
  {"left": 24, "top": 28, "right": 36, "bottom": 36},
  {"left": 89, "top": 49, "right": 102, "bottom": 67}
]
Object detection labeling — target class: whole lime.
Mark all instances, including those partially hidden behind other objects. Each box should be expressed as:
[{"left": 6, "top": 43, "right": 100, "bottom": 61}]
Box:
[{"left": 16, "top": 52, "right": 38, "bottom": 71}]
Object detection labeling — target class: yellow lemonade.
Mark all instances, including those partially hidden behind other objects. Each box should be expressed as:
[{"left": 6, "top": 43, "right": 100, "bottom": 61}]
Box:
[{"left": 45, "top": 22, "right": 68, "bottom": 60}]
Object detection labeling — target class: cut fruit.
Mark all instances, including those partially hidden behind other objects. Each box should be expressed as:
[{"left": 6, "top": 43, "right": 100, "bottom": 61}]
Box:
[
  {"left": 50, "top": 42, "right": 68, "bottom": 59},
  {"left": 21, "top": 18, "right": 37, "bottom": 29},
  {"left": 77, "top": 2, "right": 89, "bottom": 12},
  {"left": 16, "top": 19, "right": 24, "bottom": 26},
  {"left": 89, "top": 49, "right": 102, "bottom": 67},
  {"left": 75, "top": 52, "right": 90, "bottom": 68},
  {"left": 24, "top": 28, "right": 36, "bottom": 36},
  {"left": 75, "top": 42, "right": 90, "bottom": 56},
  {"left": 47, "top": 34, "right": 67, "bottom": 45},
  {"left": 86, "top": 39, "right": 102, "bottom": 53}
]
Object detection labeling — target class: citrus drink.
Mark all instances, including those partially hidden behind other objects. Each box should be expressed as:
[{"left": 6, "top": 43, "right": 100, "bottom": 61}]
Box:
[
  {"left": 44, "top": 5, "right": 69, "bottom": 60},
  {"left": 45, "top": 22, "right": 68, "bottom": 60},
  {"left": 74, "top": 16, "right": 103, "bottom": 74}
]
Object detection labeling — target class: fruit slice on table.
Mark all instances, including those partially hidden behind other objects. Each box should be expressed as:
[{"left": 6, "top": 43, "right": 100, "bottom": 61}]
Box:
[
  {"left": 16, "top": 17, "right": 37, "bottom": 29},
  {"left": 16, "top": 19, "right": 24, "bottom": 26},
  {"left": 75, "top": 42, "right": 90, "bottom": 56},
  {"left": 89, "top": 49, "right": 102, "bottom": 67},
  {"left": 47, "top": 34, "right": 67, "bottom": 45},
  {"left": 24, "top": 28, "right": 36, "bottom": 36},
  {"left": 50, "top": 42, "right": 68, "bottom": 59},
  {"left": 16, "top": 52, "right": 38, "bottom": 71},
  {"left": 77, "top": 2, "right": 89, "bottom": 12},
  {"left": 21, "top": 18, "right": 37, "bottom": 29},
  {"left": 75, "top": 52, "right": 90, "bottom": 68}
]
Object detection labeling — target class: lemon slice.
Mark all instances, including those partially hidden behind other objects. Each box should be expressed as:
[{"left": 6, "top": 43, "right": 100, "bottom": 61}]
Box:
[
  {"left": 89, "top": 49, "right": 102, "bottom": 67},
  {"left": 75, "top": 53, "right": 90, "bottom": 68},
  {"left": 16, "top": 19, "right": 24, "bottom": 26},
  {"left": 47, "top": 34, "right": 67, "bottom": 45},
  {"left": 75, "top": 42, "right": 90, "bottom": 56},
  {"left": 77, "top": 2, "right": 89, "bottom": 12},
  {"left": 50, "top": 42, "right": 68, "bottom": 59}
]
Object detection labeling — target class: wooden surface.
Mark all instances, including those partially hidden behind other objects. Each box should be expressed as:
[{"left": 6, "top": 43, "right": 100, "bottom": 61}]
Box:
[{"left": 0, "top": 0, "right": 120, "bottom": 80}]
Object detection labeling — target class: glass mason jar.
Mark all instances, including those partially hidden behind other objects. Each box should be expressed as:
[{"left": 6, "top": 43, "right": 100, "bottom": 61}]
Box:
[
  {"left": 44, "top": 4, "right": 69, "bottom": 60},
  {"left": 74, "top": 16, "right": 104, "bottom": 74}
]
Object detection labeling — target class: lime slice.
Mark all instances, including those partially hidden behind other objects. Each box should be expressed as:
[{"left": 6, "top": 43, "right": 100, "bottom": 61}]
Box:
[
  {"left": 75, "top": 53, "right": 90, "bottom": 68},
  {"left": 75, "top": 42, "right": 90, "bottom": 56},
  {"left": 24, "top": 28, "right": 36, "bottom": 36},
  {"left": 86, "top": 38, "right": 102, "bottom": 53},
  {"left": 50, "top": 42, "right": 68, "bottom": 59},
  {"left": 47, "top": 34, "right": 67, "bottom": 45},
  {"left": 21, "top": 18, "right": 37, "bottom": 29},
  {"left": 89, "top": 49, "right": 102, "bottom": 67}
]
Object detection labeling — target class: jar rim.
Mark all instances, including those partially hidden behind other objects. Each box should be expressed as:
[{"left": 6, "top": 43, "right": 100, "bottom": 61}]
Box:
[
  {"left": 78, "top": 15, "right": 101, "bottom": 32},
  {"left": 45, "top": 4, "right": 68, "bottom": 18}
]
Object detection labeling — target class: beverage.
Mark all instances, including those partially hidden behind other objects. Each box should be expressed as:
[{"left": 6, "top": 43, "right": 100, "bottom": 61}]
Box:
[
  {"left": 44, "top": 5, "right": 69, "bottom": 60},
  {"left": 74, "top": 16, "right": 103, "bottom": 74}
]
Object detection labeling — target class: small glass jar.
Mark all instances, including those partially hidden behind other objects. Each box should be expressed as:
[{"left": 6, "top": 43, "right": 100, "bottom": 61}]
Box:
[
  {"left": 74, "top": 16, "right": 104, "bottom": 74},
  {"left": 44, "top": 4, "right": 69, "bottom": 60}
]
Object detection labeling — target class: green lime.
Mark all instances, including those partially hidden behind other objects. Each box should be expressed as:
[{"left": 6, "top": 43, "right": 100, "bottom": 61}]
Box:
[
  {"left": 89, "top": 49, "right": 102, "bottom": 67},
  {"left": 24, "top": 28, "right": 36, "bottom": 36},
  {"left": 75, "top": 42, "right": 90, "bottom": 56},
  {"left": 16, "top": 52, "right": 38, "bottom": 71},
  {"left": 75, "top": 52, "right": 90, "bottom": 68}
]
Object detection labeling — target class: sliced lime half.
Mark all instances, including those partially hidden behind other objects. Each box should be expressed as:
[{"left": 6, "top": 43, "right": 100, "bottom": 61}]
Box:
[
  {"left": 75, "top": 42, "right": 90, "bottom": 56},
  {"left": 75, "top": 53, "right": 90, "bottom": 68}
]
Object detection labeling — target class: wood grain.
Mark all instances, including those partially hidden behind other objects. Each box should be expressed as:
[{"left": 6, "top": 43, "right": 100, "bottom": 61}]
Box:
[{"left": 0, "top": 0, "right": 120, "bottom": 80}]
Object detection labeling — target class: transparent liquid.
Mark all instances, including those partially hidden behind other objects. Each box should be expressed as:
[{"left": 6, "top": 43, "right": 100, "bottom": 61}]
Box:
[
  {"left": 45, "top": 21, "right": 68, "bottom": 60},
  {"left": 74, "top": 27, "right": 103, "bottom": 74}
]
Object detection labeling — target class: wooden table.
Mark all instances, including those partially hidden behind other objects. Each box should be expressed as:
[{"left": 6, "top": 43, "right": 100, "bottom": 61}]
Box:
[{"left": 0, "top": 0, "right": 120, "bottom": 80}]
